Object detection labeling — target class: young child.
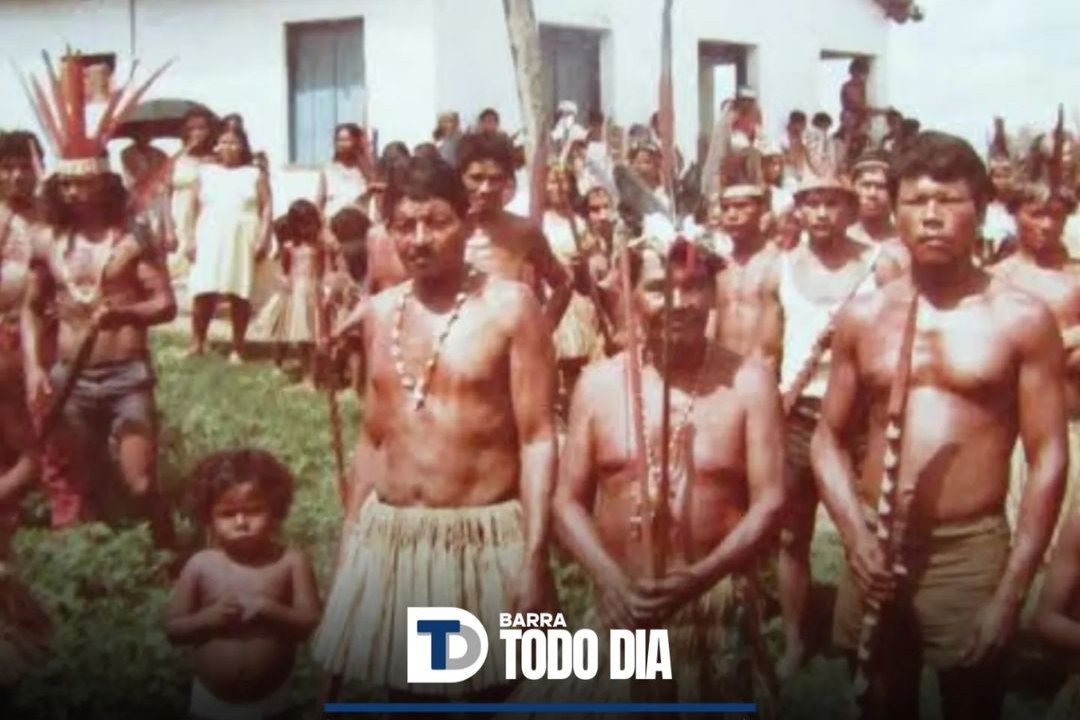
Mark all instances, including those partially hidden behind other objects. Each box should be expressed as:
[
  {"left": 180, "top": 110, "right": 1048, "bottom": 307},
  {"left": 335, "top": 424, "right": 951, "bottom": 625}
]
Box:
[
  {"left": 252, "top": 200, "right": 329, "bottom": 388},
  {"left": 328, "top": 206, "right": 370, "bottom": 289},
  {"left": 166, "top": 449, "right": 320, "bottom": 720}
]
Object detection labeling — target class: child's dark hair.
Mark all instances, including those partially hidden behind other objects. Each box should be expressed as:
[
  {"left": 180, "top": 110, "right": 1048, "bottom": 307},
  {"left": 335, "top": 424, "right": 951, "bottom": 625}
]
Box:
[
  {"left": 287, "top": 199, "right": 322, "bottom": 243},
  {"left": 191, "top": 448, "right": 295, "bottom": 525},
  {"left": 273, "top": 215, "right": 293, "bottom": 245},
  {"left": 331, "top": 206, "right": 371, "bottom": 243}
]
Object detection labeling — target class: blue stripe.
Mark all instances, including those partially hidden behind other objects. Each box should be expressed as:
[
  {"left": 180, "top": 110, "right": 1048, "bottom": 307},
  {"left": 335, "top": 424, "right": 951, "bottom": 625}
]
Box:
[{"left": 325, "top": 702, "right": 756, "bottom": 713}]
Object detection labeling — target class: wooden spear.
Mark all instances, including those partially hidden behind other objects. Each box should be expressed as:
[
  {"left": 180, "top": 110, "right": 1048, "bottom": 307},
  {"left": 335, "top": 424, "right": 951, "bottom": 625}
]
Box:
[{"left": 852, "top": 293, "right": 920, "bottom": 715}]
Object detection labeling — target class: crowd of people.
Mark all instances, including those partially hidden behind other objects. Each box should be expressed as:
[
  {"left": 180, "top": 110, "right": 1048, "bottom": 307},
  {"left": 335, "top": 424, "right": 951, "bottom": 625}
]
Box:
[{"left": 2, "top": 48, "right": 1080, "bottom": 720}]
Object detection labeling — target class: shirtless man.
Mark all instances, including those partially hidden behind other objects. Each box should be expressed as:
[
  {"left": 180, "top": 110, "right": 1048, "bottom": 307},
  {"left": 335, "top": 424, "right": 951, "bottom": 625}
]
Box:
[
  {"left": 849, "top": 151, "right": 910, "bottom": 278},
  {"left": 532, "top": 238, "right": 784, "bottom": 706},
  {"left": 0, "top": 132, "right": 46, "bottom": 518},
  {"left": 315, "top": 155, "right": 557, "bottom": 703},
  {"left": 24, "top": 167, "right": 178, "bottom": 549},
  {"left": 991, "top": 182, "right": 1080, "bottom": 543},
  {"left": 457, "top": 131, "right": 571, "bottom": 329},
  {"left": 772, "top": 170, "right": 884, "bottom": 677},
  {"left": 712, "top": 182, "right": 783, "bottom": 363},
  {"left": 813, "top": 132, "right": 1068, "bottom": 720}
]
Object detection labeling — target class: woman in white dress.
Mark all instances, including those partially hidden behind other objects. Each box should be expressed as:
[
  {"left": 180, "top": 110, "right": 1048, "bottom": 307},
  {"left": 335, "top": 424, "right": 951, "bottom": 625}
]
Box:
[
  {"left": 185, "top": 127, "right": 271, "bottom": 363},
  {"left": 169, "top": 108, "right": 217, "bottom": 281},
  {"left": 316, "top": 123, "right": 375, "bottom": 221}
]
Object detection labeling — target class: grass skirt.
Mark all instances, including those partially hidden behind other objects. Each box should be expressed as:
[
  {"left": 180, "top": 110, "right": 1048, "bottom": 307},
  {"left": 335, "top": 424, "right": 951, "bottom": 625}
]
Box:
[
  {"left": 312, "top": 496, "right": 525, "bottom": 696},
  {"left": 504, "top": 575, "right": 770, "bottom": 720}
]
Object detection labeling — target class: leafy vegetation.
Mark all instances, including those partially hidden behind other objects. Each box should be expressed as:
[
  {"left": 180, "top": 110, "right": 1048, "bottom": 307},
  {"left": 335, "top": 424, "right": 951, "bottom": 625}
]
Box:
[{"left": 1, "top": 332, "right": 1067, "bottom": 718}]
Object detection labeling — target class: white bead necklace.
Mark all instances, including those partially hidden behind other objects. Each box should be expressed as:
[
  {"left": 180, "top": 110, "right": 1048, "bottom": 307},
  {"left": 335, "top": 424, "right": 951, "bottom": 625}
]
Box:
[
  {"left": 391, "top": 267, "right": 479, "bottom": 409},
  {"left": 633, "top": 343, "right": 712, "bottom": 515}
]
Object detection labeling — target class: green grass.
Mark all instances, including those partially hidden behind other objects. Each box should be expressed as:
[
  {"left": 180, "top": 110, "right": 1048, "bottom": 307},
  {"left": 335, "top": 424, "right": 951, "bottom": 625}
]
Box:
[{"left": 3, "top": 330, "right": 1071, "bottom": 719}]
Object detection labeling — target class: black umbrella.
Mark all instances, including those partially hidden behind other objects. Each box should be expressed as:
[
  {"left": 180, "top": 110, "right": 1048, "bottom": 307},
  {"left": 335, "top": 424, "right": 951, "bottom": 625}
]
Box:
[{"left": 113, "top": 98, "right": 216, "bottom": 140}]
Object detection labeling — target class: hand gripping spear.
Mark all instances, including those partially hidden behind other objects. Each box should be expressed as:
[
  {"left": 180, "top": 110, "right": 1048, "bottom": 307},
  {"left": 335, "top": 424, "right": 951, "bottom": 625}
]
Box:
[{"left": 852, "top": 293, "right": 921, "bottom": 714}]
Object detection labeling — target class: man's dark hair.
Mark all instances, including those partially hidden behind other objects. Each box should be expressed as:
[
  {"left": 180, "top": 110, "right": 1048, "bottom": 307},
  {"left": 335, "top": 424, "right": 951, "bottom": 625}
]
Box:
[
  {"left": 190, "top": 448, "right": 295, "bottom": 525},
  {"left": 478, "top": 108, "right": 500, "bottom": 124},
  {"left": 41, "top": 172, "right": 128, "bottom": 231},
  {"left": 812, "top": 112, "right": 832, "bottom": 128},
  {"left": 384, "top": 155, "right": 470, "bottom": 221},
  {"left": 789, "top": 110, "right": 807, "bottom": 126},
  {"left": 888, "top": 131, "right": 993, "bottom": 214},
  {"left": 850, "top": 57, "right": 870, "bottom": 75},
  {"left": 0, "top": 130, "right": 43, "bottom": 163},
  {"left": 456, "top": 131, "right": 515, "bottom": 177},
  {"left": 587, "top": 108, "right": 605, "bottom": 127}
]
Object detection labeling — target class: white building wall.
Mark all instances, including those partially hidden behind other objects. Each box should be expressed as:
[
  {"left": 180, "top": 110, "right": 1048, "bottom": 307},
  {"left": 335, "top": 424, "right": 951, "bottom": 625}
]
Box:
[
  {"left": 0, "top": 0, "right": 438, "bottom": 166},
  {"left": 0, "top": 0, "right": 890, "bottom": 178}
]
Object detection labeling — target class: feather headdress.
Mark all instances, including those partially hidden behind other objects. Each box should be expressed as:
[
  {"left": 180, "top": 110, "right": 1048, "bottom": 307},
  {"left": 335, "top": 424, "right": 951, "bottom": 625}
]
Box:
[
  {"left": 1011, "top": 105, "right": 1078, "bottom": 212},
  {"left": 794, "top": 128, "right": 854, "bottom": 200},
  {"left": 12, "top": 49, "right": 172, "bottom": 177}
]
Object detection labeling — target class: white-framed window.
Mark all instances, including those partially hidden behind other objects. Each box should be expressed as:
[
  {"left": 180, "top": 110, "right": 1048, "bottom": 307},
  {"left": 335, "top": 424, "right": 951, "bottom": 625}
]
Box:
[{"left": 287, "top": 18, "right": 365, "bottom": 165}]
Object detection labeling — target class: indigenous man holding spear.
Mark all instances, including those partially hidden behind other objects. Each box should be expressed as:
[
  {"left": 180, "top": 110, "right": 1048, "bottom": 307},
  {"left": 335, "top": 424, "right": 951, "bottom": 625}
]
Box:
[
  {"left": 771, "top": 156, "right": 884, "bottom": 676},
  {"left": 813, "top": 131, "right": 1068, "bottom": 720},
  {"left": 18, "top": 51, "right": 178, "bottom": 550},
  {"left": 507, "top": 237, "right": 785, "bottom": 717}
]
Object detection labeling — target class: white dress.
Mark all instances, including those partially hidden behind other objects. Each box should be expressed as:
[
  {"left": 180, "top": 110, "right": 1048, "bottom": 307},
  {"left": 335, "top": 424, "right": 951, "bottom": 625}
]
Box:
[
  {"left": 323, "top": 163, "right": 366, "bottom": 220},
  {"left": 188, "top": 164, "right": 262, "bottom": 301}
]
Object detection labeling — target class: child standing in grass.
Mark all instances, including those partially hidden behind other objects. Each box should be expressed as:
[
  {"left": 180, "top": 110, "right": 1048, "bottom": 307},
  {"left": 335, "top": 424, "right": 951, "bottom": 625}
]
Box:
[
  {"left": 253, "top": 200, "right": 329, "bottom": 388},
  {"left": 166, "top": 448, "right": 321, "bottom": 720}
]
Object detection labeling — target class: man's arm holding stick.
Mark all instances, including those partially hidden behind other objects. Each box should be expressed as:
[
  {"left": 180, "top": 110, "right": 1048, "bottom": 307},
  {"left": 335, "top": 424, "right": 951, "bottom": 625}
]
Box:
[{"left": 811, "top": 305, "right": 893, "bottom": 606}]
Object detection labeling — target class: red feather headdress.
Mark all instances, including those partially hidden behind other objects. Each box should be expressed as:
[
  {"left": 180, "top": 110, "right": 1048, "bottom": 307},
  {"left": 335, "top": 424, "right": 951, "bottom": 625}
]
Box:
[{"left": 13, "top": 49, "right": 172, "bottom": 177}]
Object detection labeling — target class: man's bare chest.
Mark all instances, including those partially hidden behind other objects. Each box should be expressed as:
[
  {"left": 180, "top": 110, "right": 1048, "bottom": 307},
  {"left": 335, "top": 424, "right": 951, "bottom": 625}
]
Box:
[
  {"left": 464, "top": 230, "right": 530, "bottom": 281},
  {"left": 368, "top": 305, "right": 510, "bottom": 401},
  {"left": 718, "top": 258, "right": 773, "bottom": 304},
  {"left": 860, "top": 312, "right": 1016, "bottom": 399},
  {"left": 593, "top": 384, "right": 747, "bottom": 478}
]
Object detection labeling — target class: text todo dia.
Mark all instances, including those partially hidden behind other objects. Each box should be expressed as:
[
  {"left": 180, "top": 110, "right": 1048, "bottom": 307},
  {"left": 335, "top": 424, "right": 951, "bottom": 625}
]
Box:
[{"left": 408, "top": 608, "right": 672, "bottom": 684}]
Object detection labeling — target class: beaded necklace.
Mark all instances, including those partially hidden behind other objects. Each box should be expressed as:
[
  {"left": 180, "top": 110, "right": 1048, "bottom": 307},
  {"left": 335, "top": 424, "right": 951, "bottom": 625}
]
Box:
[
  {"left": 631, "top": 340, "right": 713, "bottom": 527},
  {"left": 391, "top": 266, "right": 479, "bottom": 409}
]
